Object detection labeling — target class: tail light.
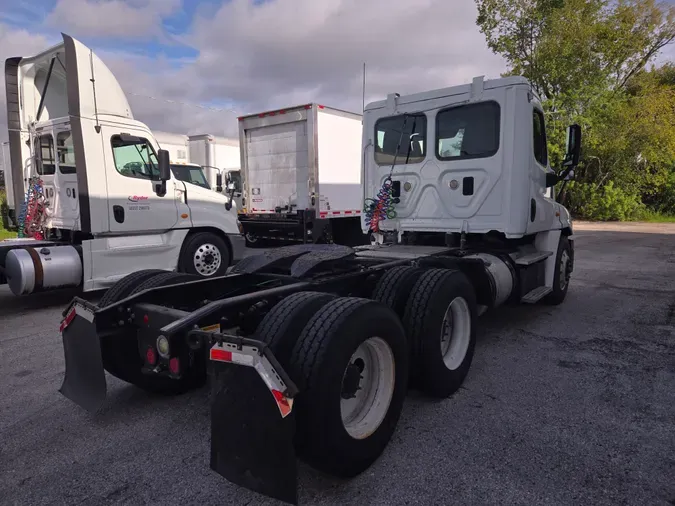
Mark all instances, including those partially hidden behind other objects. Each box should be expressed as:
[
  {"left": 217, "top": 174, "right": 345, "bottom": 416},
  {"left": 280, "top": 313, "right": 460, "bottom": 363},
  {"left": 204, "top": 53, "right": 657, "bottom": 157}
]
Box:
[
  {"left": 169, "top": 357, "right": 180, "bottom": 375},
  {"left": 146, "top": 347, "right": 157, "bottom": 366}
]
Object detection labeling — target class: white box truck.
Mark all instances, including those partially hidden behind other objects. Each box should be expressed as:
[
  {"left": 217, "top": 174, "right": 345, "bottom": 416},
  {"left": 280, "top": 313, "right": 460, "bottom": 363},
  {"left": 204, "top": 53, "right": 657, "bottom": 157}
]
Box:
[
  {"left": 0, "top": 34, "right": 245, "bottom": 296},
  {"left": 154, "top": 131, "right": 190, "bottom": 164},
  {"left": 237, "top": 104, "right": 367, "bottom": 247}
]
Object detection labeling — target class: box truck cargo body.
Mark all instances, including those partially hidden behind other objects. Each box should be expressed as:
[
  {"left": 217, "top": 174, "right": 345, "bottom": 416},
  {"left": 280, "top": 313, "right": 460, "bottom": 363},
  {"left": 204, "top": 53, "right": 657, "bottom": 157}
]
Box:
[
  {"left": 237, "top": 103, "right": 367, "bottom": 246},
  {"left": 154, "top": 131, "right": 190, "bottom": 164},
  {"left": 188, "top": 134, "right": 240, "bottom": 189}
]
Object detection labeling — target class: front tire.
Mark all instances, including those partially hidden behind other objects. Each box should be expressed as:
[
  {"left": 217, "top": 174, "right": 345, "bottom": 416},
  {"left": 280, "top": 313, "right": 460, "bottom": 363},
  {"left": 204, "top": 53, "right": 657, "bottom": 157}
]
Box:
[
  {"left": 288, "top": 297, "right": 409, "bottom": 477},
  {"left": 179, "top": 232, "right": 231, "bottom": 277},
  {"left": 543, "top": 235, "right": 572, "bottom": 305}
]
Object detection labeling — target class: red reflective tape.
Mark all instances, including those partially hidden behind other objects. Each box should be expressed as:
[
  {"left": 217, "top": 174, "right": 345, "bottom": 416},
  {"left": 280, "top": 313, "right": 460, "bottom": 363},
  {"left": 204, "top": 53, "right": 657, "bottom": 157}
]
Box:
[
  {"left": 59, "top": 309, "right": 76, "bottom": 333},
  {"left": 279, "top": 110, "right": 286, "bottom": 114},
  {"left": 272, "top": 389, "right": 292, "bottom": 418},
  {"left": 318, "top": 105, "right": 325, "bottom": 109},
  {"left": 210, "top": 348, "right": 232, "bottom": 362},
  {"left": 258, "top": 113, "right": 266, "bottom": 118},
  {"left": 344, "top": 210, "right": 353, "bottom": 215},
  {"left": 355, "top": 210, "right": 361, "bottom": 214},
  {"left": 320, "top": 212, "right": 328, "bottom": 218},
  {"left": 332, "top": 211, "right": 341, "bottom": 215},
  {"left": 304, "top": 105, "right": 311, "bottom": 109}
]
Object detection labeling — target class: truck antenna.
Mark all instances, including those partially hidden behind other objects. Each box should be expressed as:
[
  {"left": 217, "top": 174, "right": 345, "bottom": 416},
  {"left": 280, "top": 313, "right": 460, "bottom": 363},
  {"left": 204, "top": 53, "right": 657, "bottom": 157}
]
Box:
[
  {"left": 89, "top": 50, "right": 101, "bottom": 134},
  {"left": 362, "top": 62, "right": 366, "bottom": 114}
]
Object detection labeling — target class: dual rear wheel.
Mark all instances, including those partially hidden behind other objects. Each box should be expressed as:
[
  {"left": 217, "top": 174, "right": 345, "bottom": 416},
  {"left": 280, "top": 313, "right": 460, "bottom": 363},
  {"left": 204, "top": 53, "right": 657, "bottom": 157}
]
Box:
[{"left": 254, "top": 266, "right": 477, "bottom": 477}]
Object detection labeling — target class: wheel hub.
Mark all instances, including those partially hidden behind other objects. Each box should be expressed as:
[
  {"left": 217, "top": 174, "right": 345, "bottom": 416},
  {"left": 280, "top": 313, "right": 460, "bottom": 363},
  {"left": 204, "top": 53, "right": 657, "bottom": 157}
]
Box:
[
  {"left": 341, "top": 358, "right": 365, "bottom": 399},
  {"left": 440, "top": 297, "right": 472, "bottom": 371},
  {"left": 340, "top": 337, "right": 395, "bottom": 440},
  {"left": 193, "top": 243, "right": 222, "bottom": 276}
]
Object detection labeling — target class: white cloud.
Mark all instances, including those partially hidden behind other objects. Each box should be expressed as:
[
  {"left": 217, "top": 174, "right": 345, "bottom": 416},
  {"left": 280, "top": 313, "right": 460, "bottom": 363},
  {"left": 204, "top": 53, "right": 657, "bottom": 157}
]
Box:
[
  {"left": 1, "top": 0, "right": 507, "bottom": 144},
  {"left": 0, "top": 24, "right": 57, "bottom": 172},
  {"left": 46, "top": 0, "right": 182, "bottom": 39}
]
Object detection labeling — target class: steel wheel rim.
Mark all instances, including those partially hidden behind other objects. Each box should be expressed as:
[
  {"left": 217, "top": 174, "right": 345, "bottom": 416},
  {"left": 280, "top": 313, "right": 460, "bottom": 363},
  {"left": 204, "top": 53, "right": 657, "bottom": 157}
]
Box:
[
  {"left": 559, "top": 250, "right": 570, "bottom": 291},
  {"left": 193, "top": 243, "right": 221, "bottom": 276},
  {"left": 340, "top": 336, "right": 395, "bottom": 440},
  {"left": 440, "top": 297, "right": 472, "bottom": 371},
  {"left": 246, "top": 233, "right": 258, "bottom": 243}
]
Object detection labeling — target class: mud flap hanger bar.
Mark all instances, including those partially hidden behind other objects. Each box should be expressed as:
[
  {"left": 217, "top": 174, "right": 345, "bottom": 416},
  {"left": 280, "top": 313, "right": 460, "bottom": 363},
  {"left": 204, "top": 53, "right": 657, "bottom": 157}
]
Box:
[{"left": 192, "top": 330, "right": 299, "bottom": 399}]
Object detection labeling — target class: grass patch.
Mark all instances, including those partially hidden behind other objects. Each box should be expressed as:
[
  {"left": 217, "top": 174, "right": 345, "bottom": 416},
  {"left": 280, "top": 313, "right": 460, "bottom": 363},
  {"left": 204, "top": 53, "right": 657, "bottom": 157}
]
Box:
[{"left": 638, "top": 210, "right": 675, "bottom": 223}]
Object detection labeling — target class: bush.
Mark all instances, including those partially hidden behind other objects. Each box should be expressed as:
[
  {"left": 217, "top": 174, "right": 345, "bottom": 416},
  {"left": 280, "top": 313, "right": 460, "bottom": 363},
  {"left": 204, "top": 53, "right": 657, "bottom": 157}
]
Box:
[{"left": 566, "top": 180, "right": 645, "bottom": 221}]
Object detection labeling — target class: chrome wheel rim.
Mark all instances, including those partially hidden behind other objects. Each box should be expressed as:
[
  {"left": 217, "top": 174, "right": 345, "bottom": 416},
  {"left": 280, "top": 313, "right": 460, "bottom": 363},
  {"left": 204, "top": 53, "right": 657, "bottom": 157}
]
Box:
[
  {"left": 440, "top": 297, "right": 472, "bottom": 371},
  {"left": 193, "top": 243, "right": 221, "bottom": 276},
  {"left": 340, "top": 336, "right": 395, "bottom": 440}
]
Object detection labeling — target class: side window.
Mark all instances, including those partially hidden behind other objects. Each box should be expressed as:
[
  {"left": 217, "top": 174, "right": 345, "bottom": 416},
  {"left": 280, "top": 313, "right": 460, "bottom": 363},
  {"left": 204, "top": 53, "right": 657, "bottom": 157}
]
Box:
[
  {"left": 436, "top": 101, "right": 500, "bottom": 160},
  {"left": 56, "top": 131, "right": 77, "bottom": 174},
  {"left": 533, "top": 110, "right": 548, "bottom": 166},
  {"left": 37, "top": 134, "right": 56, "bottom": 175},
  {"left": 374, "top": 113, "right": 427, "bottom": 166},
  {"left": 110, "top": 135, "right": 159, "bottom": 180}
]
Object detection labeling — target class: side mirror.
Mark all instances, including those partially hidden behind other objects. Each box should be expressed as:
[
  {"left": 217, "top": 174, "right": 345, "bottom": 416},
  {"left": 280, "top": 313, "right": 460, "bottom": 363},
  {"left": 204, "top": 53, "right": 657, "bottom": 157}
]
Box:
[
  {"left": 563, "top": 124, "right": 581, "bottom": 168},
  {"left": 158, "top": 149, "right": 171, "bottom": 181},
  {"left": 227, "top": 182, "right": 235, "bottom": 191},
  {"left": 216, "top": 172, "right": 223, "bottom": 193}
]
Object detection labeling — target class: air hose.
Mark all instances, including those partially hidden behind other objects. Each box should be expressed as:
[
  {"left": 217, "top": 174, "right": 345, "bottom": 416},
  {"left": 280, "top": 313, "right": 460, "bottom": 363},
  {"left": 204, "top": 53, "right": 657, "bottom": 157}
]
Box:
[
  {"left": 18, "top": 176, "right": 46, "bottom": 240},
  {"left": 364, "top": 177, "right": 397, "bottom": 233}
]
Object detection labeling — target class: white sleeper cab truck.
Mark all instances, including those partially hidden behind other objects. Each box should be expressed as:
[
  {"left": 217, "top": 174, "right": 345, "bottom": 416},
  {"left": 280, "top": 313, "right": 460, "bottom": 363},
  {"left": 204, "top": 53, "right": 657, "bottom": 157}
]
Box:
[
  {"left": 188, "top": 133, "right": 242, "bottom": 207},
  {"left": 58, "top": 75, "right": 579, "bottom": 505},
  {"left": 237, "top": 104, "right": 367, "bottom": 247},
  {"left": 0, "top": 34, "right": 244, "bottom": 296}
]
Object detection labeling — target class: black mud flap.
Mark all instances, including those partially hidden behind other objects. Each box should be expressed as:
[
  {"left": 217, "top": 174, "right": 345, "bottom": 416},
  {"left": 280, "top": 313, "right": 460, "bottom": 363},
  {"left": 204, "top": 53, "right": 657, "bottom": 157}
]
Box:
[
  {"left": 209, "top": 340, "right": 298, "bottom": 505},
  {"left": 59, "top": 300, "right": 107, "bottom": 413}
]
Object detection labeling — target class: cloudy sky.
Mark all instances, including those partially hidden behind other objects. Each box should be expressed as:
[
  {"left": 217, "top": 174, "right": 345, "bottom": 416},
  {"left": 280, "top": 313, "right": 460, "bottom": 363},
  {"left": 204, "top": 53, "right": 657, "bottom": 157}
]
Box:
[
  {"left": 0, "top": 0, "right": 673, "bottom": 154},
  {"left": 0, "top": 0, "right": 512, "bottom": 146}
]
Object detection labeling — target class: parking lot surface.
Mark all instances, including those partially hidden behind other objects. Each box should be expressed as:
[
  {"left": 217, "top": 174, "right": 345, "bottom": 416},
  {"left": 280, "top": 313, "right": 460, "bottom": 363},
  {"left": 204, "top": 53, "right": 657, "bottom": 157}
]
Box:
[{"left": 1, "top": 222, "right": 673, "bottom": 506}]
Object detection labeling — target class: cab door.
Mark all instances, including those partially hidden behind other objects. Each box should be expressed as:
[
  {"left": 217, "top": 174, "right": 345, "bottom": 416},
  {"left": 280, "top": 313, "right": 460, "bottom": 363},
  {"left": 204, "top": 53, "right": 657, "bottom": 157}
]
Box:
[{"left": 101, "top": 127, "right": 178, "bottom": 233}]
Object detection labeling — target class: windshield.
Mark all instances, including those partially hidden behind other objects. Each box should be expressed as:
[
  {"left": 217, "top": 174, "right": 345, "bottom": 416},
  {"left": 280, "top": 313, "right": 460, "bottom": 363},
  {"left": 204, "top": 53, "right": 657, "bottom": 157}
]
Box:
[
  {"left": 228, "top": 171, "right": 242, "bottom": 192},
  {"left": 171, "top": 164, "right": 211, "bottom": 190}
]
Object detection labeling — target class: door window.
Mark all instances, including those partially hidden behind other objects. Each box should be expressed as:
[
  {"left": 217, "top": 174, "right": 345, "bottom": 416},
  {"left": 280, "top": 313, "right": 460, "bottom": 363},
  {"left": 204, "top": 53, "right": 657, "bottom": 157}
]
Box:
[
  {"left": 37, "top": 134, "right": 56, "bottom": 175},
  {"left": 533, "top": 109, "right": 548, "bottom": 166},
  {"left": 57, "top": 131, "right": 77, "bottom": 174},
  {"left": 110, "top": 135, "right": 159, "bottom": 180}
]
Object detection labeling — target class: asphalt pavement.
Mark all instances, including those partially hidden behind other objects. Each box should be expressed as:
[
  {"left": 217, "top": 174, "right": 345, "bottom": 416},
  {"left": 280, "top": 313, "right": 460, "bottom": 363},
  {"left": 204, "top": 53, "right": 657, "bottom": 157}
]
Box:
[{"left": 0, "top": 222, "right": 673, "bottom": 506}]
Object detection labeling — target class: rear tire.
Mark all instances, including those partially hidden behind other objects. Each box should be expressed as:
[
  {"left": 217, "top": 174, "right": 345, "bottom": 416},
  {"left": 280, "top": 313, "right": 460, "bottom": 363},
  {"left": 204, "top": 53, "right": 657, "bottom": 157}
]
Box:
[
  {"left": 372, "top": 266, "right": 425, "bottom": 318},
  {"left": 254, "top": 291, "right": 336, "bottom": 366},
  {"left": 101, "top": 271, "right": 206, "bottom": 394},
  {"left": 98, "top": 269, "right": 168, "bottom": 308},
  {"left": 403, "top": 268, "right": 477, "bottom": 398},
  {"left": 288, "top": 297, "right": 408, "bottom": 477}
]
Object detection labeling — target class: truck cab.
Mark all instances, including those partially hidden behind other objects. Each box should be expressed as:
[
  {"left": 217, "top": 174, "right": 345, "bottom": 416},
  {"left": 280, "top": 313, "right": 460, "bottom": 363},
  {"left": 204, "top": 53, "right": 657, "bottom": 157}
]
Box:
[
  {"left": 362, "top": 76, "right": 573, "bottom": 241},
  {"left": 0, "top": 34, "right": 245, "bottom": 295}
]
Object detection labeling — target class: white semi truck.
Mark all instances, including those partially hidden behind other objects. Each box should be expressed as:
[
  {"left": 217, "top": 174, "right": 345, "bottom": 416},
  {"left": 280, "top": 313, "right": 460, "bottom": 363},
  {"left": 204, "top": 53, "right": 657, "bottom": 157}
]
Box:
[
  {"left": 58, "top": 75, "right": 579, "bottom": 504},
  {"left": 236, "top": 104, "right": 366, "bottom": 247},
  {"left": 188, "top": 134, "right": 242, "bottom": 207},
  {"left": 0, "top": 34, "right": 245, "bottom": 296}
]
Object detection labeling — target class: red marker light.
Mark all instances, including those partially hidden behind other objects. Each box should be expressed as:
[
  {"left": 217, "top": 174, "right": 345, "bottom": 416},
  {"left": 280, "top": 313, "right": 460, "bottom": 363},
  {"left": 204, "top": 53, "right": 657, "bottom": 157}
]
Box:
[
  {"left": 146, "top": 347, "right": 157, "bottom": 365},
  {"left": 169, "top": 357, "right": 180, "bottom": 374},
  {"left": 143, "top": 314, "right": 149, "bottom": 324}
]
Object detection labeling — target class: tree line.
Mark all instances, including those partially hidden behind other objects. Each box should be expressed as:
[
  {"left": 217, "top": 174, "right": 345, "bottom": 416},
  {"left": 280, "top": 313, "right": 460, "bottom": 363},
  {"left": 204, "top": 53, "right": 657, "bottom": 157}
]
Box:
[{"left": 476, "top": 0, "right": 675, "bottom": 220}]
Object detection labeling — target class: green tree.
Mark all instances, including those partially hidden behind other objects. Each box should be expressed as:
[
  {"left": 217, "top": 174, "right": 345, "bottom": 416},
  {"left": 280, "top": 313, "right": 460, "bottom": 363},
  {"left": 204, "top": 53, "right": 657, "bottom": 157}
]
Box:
[{"left": 475, "top": 0, "right": 675, "bottom": 220}]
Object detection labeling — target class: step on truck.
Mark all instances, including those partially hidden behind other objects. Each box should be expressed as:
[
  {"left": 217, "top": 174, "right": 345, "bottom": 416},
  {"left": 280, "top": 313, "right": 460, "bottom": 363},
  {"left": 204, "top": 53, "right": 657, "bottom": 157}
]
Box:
[
  {"left": 58, "top": 75, "right": 579, "bottom": 505},
  {"left": 236, "top": 103, "right": 368, "bottom": 248},
  {"left": 0, "top": 34, "right": 245, "bottom": 297}
]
